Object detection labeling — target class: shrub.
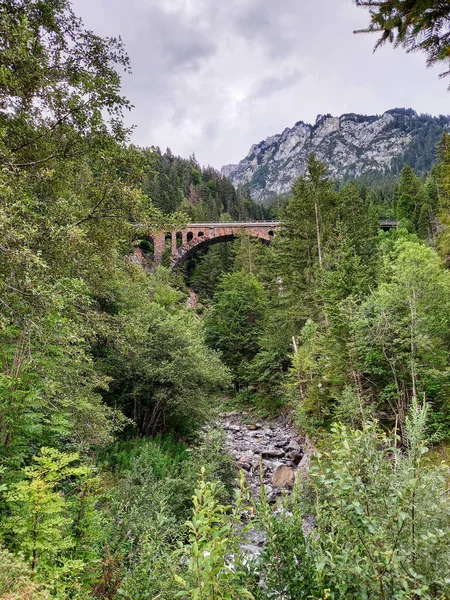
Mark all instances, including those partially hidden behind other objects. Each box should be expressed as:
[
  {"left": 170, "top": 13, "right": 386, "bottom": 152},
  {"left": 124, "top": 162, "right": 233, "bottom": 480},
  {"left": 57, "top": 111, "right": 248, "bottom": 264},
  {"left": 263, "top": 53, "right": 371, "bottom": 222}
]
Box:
[
  {"left": 309, "top": 402, "right": 450, "bottom": 599},
  {"left": 0, "top": 548, "right": 52, "bottom": 600},
  {"left": 174, "top": 469, "right": 254, "bottom": 600}
]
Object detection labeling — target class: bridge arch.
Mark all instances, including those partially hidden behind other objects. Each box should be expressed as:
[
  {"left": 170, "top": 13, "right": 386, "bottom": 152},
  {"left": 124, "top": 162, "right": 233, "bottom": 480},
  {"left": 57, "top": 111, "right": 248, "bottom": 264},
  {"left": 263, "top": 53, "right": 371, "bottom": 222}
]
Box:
[
  {"left": 171, "top": 230, "right": 272, "bottom": 269},
  {"left": 148, "top": 222, "right": 281, "bottom": 269}
]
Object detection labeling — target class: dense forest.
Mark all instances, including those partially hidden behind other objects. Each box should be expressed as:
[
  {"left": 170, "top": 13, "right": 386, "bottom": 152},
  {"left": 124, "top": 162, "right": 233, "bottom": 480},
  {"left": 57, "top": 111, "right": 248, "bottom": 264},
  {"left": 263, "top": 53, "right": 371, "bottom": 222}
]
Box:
[
  {"left": 1, "top": 1, "right": 450, "bottom": 599},
  {"left": 139, "top": 147, "right": 270, "bottom": 221}
]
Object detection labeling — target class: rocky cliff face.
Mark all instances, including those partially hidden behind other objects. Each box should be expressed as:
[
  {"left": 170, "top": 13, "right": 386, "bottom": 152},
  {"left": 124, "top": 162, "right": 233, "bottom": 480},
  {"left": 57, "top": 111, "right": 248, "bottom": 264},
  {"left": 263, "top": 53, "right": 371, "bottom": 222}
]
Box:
[{"left": 221, "top": 109, "right": 450, "bottom": 202}]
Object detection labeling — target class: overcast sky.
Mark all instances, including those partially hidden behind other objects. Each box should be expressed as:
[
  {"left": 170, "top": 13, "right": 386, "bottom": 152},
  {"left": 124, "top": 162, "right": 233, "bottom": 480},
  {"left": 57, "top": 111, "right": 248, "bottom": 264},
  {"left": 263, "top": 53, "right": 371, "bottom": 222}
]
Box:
[{"left": 72, "top": 0, "right": 450, "bottom": 169}]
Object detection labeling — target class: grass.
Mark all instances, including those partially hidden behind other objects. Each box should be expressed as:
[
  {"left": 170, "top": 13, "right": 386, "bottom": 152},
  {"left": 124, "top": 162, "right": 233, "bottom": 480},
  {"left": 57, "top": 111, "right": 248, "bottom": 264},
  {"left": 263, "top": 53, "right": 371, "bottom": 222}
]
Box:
[
  {"left": 96, "top": 433, "right": 189, "bottom": 475},
  {"left": 426, "top": 441, "right": 450, "bottom": 468}
]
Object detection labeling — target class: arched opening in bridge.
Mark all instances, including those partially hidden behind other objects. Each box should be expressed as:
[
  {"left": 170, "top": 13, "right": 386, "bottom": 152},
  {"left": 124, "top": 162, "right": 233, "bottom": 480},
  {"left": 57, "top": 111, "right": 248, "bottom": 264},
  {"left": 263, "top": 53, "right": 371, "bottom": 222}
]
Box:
[
  {"left": 176, "top": 232, "right": 183, "bottom": 248},
  {"left": 174, "top": 232, "right": 273, "bottom": 300},
  {"left": 268, "top": 230, "right": 275, "bottom": 237},
  {"left": 174, "top": 233, "right": 272, "bottom": 270},
  {"left": 136, "top": 237, "right": 154, "bottom": 255}
]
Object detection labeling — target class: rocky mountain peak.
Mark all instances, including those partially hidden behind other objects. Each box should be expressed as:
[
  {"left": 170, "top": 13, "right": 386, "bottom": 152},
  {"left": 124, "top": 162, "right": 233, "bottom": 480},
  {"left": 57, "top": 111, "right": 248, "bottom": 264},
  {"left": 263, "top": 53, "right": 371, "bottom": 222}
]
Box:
[{"left": 221, "top": 109, "right": 450, "bottom": 202}]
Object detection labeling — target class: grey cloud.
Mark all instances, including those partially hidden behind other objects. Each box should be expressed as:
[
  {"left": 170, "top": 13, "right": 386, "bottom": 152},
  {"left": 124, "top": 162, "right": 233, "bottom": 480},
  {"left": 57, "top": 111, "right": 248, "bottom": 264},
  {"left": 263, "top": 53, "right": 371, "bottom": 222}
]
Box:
[
  {"left": 233, "top": 0, "right": 298, "bottom": 56},
  {"left": 123, "top": 4, "right": 216, "bottom": 73},
  {"left": 202, "top": 120, "right": 219, "bottom": 143},
  {"left": 72, "top": 0, "right": 450, "bottom": 169},
  {"left": 147, "top": 8, "right": 216, "bottom": 72},
  {"left": 170, "top": 106, "right": 188, "bottom": 127},
  {"left": 249, "top": 69, "right": 303, "bottom": 101}
]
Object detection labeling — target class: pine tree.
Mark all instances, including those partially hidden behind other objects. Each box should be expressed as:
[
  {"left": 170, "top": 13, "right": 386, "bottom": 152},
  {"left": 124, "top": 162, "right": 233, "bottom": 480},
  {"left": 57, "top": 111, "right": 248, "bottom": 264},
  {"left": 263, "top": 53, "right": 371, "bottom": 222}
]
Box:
[
  {"left": 396, "top": 164, "right": 427, "bottom": 231},
  {"left": 271, "top": 153, "right": 336, "bottom": 336},
  {"left": 205, "top": 272, "right": 268, "bottom": 386},
  {"left": 436, "top": 133, "right": 450, "bottom": 258}
]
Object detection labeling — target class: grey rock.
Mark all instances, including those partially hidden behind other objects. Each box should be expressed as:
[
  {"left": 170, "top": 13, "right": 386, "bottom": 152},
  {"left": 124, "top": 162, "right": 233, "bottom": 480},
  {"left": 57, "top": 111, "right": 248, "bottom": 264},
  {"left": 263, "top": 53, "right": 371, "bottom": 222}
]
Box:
[
  {"left": 267, "top": 489, "right": 281, "bottom": 504},
  {"left": 274, "top": 439, "right": 289, "bottom": 448},
  {"left": 221, "top": 109, "right": 449, "bottom": 202},
  {"left": 287, "top": 440, "right": 302, "bottom": 451},
  {"left": 262, "top": 448, "right": 285, "bottom": 458},
  {"left": 272, "top": 465, "right": 295, "bottom": 489}
]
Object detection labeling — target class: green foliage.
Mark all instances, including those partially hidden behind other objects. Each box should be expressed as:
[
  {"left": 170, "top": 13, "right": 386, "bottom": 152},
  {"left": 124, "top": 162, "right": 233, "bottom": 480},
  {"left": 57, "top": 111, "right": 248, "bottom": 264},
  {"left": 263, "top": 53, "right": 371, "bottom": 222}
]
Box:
[
  {"left": 309, "top": 405, "right": 450, "bottom": 599},
  {"left": 191, "top": 168, "right": 202, "bottom": 185},
  {"left": 102, "top": 272, "right": 231, "bottom": 435},
  {"left": 0, "top": 547, "right": 53, "bottom": 599},
  {"left": 187, "top": 233, "right": 271, "bottom": 306},
  {"left": 205, "top": 272, "right": 268, "bottom": 386},
  {"left": 174, "top": 469, "right": 254, "bottom": 600},
  {"left": 333, "top": 385, "right": 370, "bottom": 428},
  {"left": 243, "top": 346, "right": 292, "bottom": 413},
  {"left": 106, "top": 426, "right": 235, "bottom": 539},
  {"left": 96, "top": 427, "right": 236, "bottom": 599},
  {"left": 140, "top": 147, "right": 267, "bottom": 222},
  {"left": 251, "top": 483, "right": 317, "bottom": 600},
  {"left": 189, "top": 244, "right": 235, "bottom": 301},
  {"left": 395, "top": 164, "right": 429, "bottom": 232},
  {"left": 355, "top": 237, "right": 450, "bottom": 438},
  {"left": 271, "top": 154, "right": 336, "bottom": 335},
  {"left": 2, "top": 448, "right": 101, "bottom": 596},
  {"left": 97, "top": 433, "right": 189, "bottom": 475},
  {"left": 233, "top": 233, "right": 271, "bottom": 279},
  {"left": 0, "top": 0, "right": 171, "bottom": 460},
  {"left": 436, "top": 132, "right": 450, "bottom": 257}
]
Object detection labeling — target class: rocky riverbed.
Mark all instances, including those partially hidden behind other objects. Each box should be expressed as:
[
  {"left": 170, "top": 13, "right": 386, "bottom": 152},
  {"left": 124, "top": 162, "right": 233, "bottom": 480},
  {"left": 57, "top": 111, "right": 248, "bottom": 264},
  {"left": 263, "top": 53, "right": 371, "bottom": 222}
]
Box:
[
  {"left": 221, "top": 411, "right": 312, "bottom": 503},
  {"left": 220, "top": 411, "right": 314, "bottom": 558}
]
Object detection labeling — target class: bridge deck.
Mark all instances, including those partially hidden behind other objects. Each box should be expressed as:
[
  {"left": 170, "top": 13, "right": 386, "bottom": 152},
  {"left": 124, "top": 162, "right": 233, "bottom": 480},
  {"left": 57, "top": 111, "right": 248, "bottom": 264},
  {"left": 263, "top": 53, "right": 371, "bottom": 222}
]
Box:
[
  {"left": 183, "top": 219, "right": 397, "bottom": 228},
  {"left": 184, "top": 221, "right": 280, "bottom": 228}
]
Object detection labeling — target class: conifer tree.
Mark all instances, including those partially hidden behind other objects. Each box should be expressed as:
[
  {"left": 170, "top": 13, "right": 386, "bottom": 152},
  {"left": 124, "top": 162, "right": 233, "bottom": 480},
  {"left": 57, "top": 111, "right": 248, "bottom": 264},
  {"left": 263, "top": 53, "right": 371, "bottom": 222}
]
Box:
[
  {"left": 272, "top": 153, "right": 336, "bottom": 335},
  {"left": 396, "top": 164, "right": 427, "bottom": 231},
  {"left": 205, "top": 272, "right": 268, "bottom": 386},
  {"left": 436, "top": 132, "right": 450, "bottom": 257}
]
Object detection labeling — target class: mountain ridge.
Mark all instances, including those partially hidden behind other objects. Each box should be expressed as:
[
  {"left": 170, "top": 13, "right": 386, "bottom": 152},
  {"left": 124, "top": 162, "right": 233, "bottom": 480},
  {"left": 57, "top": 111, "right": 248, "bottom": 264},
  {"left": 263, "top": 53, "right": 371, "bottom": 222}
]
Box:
[{"left": 221, "top": 108, "right": 450, "bottom": 201}]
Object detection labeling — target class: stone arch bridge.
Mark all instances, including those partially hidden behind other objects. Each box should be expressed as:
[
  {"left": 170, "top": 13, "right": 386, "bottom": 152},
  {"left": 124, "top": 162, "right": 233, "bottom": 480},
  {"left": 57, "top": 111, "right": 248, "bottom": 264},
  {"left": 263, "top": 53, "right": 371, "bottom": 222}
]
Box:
[
  {"left": 134, "top": 218, "right": 397, "bottom": 269},
  {"left": 146, "top": 221, "right": 280, "bottom": 269}
]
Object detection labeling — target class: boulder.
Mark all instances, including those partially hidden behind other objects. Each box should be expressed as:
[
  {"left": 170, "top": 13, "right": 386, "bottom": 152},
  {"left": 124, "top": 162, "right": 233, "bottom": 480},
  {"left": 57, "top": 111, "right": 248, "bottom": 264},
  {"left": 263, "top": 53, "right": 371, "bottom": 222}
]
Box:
[
  {"left": 287, "top": 439, "right": 302, "bottom": 451},
  {"left": 271, "top": 465, "right": 295, "bottom": 489},
  {"left": 261, "top": 448, "right": 285, "bottom": 458},
  {"left": 274, "top": 439, "right": 289, "bottom": 448}
]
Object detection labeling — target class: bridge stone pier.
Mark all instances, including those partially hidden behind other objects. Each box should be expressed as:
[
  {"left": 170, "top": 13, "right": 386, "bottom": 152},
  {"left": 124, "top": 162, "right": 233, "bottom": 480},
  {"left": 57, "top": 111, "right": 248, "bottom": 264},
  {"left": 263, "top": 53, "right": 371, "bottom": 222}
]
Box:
[{"left": 150, "top": 222, "right": 280, "bottom": 268}]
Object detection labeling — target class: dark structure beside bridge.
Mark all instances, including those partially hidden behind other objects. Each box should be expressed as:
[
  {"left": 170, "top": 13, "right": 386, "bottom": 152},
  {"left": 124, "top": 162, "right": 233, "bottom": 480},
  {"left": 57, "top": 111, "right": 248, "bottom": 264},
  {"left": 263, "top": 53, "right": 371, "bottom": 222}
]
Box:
[{"left": 380, "top": 218, "right": 399, "bottom": 232}]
